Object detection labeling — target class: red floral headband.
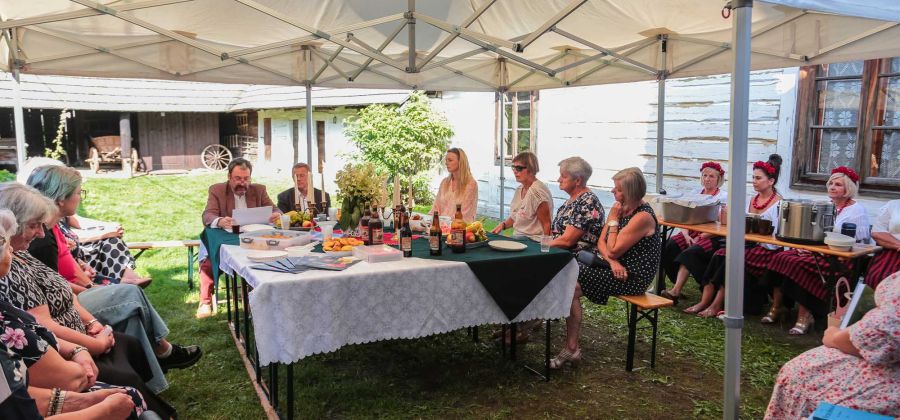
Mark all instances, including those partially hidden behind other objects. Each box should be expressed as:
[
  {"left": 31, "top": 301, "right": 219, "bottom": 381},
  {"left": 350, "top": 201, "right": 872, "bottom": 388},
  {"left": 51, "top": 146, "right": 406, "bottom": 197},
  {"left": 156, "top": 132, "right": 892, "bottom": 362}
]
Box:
[
  {"left": 753, "top": 161, "right": 776, "bottom": 177},
  {"left": 700, "top": 161, "right": 725, "bottom": 176},
  {"left": 831, "top": 166, "right": 859, "bottom": 184}
]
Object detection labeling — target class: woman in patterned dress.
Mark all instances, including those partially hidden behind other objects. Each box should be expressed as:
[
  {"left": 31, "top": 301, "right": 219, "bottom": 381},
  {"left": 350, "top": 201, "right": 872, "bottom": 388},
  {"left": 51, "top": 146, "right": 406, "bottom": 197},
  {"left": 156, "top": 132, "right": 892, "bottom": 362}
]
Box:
[
  {"left": 865, "top": 200, "right": 900, "bottom": 288},
  {"left": 60, "top": 215, "right": 150, "bottom": 287},
  {"left": 551, "top": 167, "right": 660, "bottom": 369},
  {"left": 765, "top": 271, "right": 900, "bottom": 419},
  {"left": 765, "top": 167, "right": 870, "bottom": 335},
  {"left": 687, "top": 154, "right": 783, "bottom": 318},
  {"left": 660, "top": 161, "right": 728, "bottom": 304}
]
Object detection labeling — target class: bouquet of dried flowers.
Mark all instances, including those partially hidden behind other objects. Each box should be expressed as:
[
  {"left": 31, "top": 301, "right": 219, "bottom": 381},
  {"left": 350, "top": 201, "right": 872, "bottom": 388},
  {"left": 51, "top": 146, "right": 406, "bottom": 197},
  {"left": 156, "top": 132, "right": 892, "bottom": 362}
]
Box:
[{"left": 335, "top": 162, "right": 387, "bottom": 231}]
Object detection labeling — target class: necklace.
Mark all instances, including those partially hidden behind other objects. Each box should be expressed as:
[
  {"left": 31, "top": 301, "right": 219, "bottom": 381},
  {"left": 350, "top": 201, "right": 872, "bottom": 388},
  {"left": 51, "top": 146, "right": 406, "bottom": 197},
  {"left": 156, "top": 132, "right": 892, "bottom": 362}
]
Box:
[
  {"left": 835, "top": 199, "right": 854, "bottom": 214},
  {"left": 752, "top": 192, "right": 776, "bottom": 210},
  {"left": 704, "top": 187, "right": 720, "bottom": 196}
]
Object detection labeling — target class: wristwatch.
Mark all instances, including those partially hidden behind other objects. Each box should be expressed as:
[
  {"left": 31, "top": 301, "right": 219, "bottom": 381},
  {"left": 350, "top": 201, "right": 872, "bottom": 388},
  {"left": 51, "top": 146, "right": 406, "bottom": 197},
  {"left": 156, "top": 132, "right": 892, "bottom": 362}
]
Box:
[{"left": 607, "top": 220, "right": 619, "bottom": 233}]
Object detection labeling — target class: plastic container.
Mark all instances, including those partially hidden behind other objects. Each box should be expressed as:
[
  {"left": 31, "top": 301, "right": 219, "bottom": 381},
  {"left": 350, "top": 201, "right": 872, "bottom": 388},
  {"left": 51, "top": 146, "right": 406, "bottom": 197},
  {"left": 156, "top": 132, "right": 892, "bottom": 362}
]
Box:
[
  {"left": 352, "top": 244, "right": 403, "bottom": 263},
  {"left": 239, "top": 229, "right": 311, "bottom": 250},
  {"left": 660, "top": 202, "right": 721, "bottom": 224}
]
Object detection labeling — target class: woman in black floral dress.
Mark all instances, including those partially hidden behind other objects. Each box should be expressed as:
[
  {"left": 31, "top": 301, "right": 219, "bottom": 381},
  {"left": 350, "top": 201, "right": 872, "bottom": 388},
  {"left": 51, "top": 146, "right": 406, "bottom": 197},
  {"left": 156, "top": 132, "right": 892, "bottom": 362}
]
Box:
[{"left": 551, "top": 167, "right": 661, "bottom": 369}]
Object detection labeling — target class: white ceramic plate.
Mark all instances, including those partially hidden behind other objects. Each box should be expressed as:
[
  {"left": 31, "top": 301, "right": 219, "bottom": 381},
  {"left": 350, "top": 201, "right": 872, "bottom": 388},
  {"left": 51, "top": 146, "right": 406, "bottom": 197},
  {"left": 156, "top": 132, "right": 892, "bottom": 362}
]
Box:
[
  {"left": 246, "top": 250, "right": 288, "bottom": 262},
  {"left": 488, "top": 240, "right": 527, "bottom": 252},
  {"left": 284, "top": 243, "right": 319, "bottom": 255}
]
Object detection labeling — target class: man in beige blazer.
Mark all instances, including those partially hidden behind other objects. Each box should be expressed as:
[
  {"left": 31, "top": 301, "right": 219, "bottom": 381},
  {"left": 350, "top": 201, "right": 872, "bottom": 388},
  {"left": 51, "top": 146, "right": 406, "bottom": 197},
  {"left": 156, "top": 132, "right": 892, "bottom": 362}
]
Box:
[{"left": 197, "top": 158, "right": 279, "bottom": 318}]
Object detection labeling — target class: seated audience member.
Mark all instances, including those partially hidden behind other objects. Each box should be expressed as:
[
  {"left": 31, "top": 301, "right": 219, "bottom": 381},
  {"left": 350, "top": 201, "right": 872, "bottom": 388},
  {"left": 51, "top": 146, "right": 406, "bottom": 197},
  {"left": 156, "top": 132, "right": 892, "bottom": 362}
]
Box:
[
  {"left": 197, "top": 158, "right": 279, "bottom": 318},
  {"left": 547, "top": 157, "right": 604, "bottom": 253},
  {"left": 552, "top": 167, "right": 660, "bottom": 369},
  {"left": 22, "top": 167, "right": 202, "bottom": 387},
  {"left": 491, "top": 152, "right": 552, "bottom": 241},
  {"left": 766, "top": 167, "right": 870, "bottom": 335},
  {"left": 429, "top": 148, "right": 478, "bottom": 221},
  {"left": 276, "top": 162, "right": 331, "bottom": 214},
  {"left": 61, "top": 214, "right": 150, "bottom": 287},
  {"left": 864, "top": 199, "right": 900, "bottom": 289},
  {"left": 765, "top": 271, "right": 899, "bottom": 419},
  {"left": 0, "top": 183, "right": 179, "bottom": 418},
  {"left": 687, "top": 154, "right": 783, "bottom": 318},
  {"left": 660, "top": 161, "right": 727, "bottom": 304}
]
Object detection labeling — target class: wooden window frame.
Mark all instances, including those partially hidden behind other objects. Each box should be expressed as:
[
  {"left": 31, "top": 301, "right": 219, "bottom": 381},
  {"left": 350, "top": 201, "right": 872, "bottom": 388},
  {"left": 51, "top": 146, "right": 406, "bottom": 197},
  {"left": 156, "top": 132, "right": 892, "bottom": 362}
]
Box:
[
  {"left": 495, "top": 91, "right": 538, "bottom": 165},
  {"left": 792, "top": 58, "right": 900, "bottom": 198}
]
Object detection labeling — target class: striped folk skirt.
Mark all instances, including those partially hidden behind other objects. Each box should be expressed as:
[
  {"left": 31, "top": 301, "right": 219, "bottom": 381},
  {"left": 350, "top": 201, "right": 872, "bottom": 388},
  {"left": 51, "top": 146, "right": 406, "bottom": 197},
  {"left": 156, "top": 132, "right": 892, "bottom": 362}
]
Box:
[
  {"left": 768, "top": 249, "right": 848, "bottom": 301},
  {"left": 710, "top": 244, "right": 780, "bottom": 282},
  {"left": 865, "top": 248, "right": 900, "bottom": 289}
]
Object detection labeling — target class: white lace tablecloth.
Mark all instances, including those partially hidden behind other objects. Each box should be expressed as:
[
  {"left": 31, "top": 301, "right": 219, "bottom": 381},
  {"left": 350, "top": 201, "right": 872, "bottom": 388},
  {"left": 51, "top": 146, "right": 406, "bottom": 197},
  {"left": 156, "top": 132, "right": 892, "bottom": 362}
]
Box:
[{"left": 219, "top": 245, "right": 578, "bottom": 366}]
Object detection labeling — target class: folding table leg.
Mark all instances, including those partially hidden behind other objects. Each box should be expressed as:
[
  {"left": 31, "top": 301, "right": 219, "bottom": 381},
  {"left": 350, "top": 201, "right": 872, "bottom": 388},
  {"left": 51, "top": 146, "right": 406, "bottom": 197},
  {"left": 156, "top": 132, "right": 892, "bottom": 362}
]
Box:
[
  {"left": 286, "top": 363, "right": 294, "bottom": 420},
  {"left": 650, "top": 308, "right": 659, "bottom": 368},
  {"left": 544, "top": 319, "right": 551, "bottom": 381},
  {"left": 510, "top": 323, "right": 518, "bottom": 361},
  {"left": 626, "top": 303, "right": 638, "bottom": 372},
  {"left": 187, "top": 246, "right": 195, "bottom": 290}
]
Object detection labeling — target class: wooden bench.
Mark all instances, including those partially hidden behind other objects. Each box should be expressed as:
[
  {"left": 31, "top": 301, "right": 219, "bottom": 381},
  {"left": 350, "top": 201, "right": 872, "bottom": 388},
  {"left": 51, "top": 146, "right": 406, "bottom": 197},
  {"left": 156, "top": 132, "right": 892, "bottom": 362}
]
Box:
[
  {"left": 127, "top": 240, "right": 201, "bottom": 289},
  {"left": 613, "top": 293, "right": 674, "bottom": 372}
]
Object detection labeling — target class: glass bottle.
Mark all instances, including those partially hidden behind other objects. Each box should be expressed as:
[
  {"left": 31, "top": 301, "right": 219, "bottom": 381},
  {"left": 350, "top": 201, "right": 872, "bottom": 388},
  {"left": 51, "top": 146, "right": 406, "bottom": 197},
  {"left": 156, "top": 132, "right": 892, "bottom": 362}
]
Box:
[
  {"left": 369, "top": 205, "right": 384, "bottom": 245},
  {"left": 450, "top": 203, "right": 466, "bottom": 254},
  {"left": 360, "top": 204, "right": 371, "bottom": 244},
  {"left": 429, "top": 211, "right": 442, "bottom": 256},
  {"left": 400, "top": 210, "right": 413, "bottom": 257}
]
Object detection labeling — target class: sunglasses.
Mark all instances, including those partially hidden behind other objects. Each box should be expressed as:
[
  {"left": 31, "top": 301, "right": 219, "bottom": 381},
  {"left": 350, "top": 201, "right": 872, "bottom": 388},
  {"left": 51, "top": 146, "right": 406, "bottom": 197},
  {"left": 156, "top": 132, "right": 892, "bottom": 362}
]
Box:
[{"left": 511, "top": 165, "right": 527, "bottom": 172}]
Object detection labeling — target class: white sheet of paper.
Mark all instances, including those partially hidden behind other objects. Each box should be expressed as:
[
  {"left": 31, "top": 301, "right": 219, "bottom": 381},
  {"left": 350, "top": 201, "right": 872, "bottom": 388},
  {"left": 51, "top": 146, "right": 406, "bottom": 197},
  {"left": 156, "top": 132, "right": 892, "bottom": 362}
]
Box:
[{"left": 233, "top": 206, "right": 272, "bottom": 226}]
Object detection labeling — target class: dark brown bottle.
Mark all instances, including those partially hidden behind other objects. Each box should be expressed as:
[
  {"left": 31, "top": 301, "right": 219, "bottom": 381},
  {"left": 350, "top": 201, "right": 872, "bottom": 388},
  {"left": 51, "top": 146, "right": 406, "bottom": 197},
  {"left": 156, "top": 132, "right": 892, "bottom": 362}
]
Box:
[
  {"left": 369, "top": 205, "right": 384, "bottom": 245},
  {"left": 360, "top": 204, "right": 371, "bottom": 245},
  {"left": 399, "top": 210, "right": 413, "bottom": 257},
  {"left": 450, "top": 203, "right": 466, "bottom": 254},
  {"left": 393, "top": 203, "right": 406, "bottom": 231},
  {"left": 429, "top": 211, "right": 442, "bottom": 256}
]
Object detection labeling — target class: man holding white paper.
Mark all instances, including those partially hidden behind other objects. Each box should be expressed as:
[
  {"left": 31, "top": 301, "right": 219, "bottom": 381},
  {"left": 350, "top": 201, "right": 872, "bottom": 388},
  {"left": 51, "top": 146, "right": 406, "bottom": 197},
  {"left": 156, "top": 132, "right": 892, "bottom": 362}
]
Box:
[
  {"left": 197, "top": 158, "right": 279, "bottom": 318},
  {"left": 276, "top": 162, "right": 331, "bottom": 214}
]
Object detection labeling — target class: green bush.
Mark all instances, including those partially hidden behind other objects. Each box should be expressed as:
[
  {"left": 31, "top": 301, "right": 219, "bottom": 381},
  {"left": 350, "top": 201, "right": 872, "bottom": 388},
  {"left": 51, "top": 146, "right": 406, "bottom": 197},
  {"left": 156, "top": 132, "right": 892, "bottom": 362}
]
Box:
[{"left": 0, "top": 170, "right": 14, "bottom": 183}]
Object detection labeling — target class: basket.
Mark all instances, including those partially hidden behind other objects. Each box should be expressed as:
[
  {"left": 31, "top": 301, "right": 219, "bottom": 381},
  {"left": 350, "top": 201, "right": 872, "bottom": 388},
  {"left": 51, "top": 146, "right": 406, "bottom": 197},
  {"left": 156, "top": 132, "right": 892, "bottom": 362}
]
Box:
[{"left": 660, "top": 202, "right": 721, "bottom": 225}]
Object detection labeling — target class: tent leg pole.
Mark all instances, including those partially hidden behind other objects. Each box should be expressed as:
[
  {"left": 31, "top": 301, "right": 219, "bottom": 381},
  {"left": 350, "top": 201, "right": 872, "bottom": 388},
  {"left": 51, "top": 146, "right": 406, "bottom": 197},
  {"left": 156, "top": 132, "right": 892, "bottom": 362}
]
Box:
[
  {"left": 498, "top": 91, "right": 505, "bottom": 220},
  {"left": 724, "top": 1, "right": 753, "bottom": 420},
  {"left": 13, "top": 78, "right": 26, "bottom": 170},
  {"left": 656, "top": 36, "right": 667, "bottom": 194},
  {"left": 305, "top": 81, "right": 313, "bottom": 168}
]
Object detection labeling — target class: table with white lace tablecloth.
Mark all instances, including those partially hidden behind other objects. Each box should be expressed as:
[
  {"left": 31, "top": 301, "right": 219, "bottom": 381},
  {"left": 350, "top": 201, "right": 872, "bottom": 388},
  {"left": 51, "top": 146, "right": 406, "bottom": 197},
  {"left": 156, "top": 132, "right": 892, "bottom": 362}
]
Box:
[{"left": 219, "top": 244, "right": 578, "bottom": 366}]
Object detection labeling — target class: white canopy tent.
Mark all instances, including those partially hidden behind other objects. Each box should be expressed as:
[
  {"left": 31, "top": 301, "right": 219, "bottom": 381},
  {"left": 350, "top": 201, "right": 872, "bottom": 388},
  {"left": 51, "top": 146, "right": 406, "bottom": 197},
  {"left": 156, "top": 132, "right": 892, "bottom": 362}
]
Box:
[{"left": 3, "top": 1, "right": 900, "bottom": 418}]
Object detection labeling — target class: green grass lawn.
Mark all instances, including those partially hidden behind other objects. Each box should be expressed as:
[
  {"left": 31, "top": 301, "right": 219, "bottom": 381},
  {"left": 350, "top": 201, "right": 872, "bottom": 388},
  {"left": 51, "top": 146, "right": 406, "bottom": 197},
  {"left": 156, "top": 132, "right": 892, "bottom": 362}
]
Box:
[{"left": 80, "top": 172, "right": 818, "bottom": 419}]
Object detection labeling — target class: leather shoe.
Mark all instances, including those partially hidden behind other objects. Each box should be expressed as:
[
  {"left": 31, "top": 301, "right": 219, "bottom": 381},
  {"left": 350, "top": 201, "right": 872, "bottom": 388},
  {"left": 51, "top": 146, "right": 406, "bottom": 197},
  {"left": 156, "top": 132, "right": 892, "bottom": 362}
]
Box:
[{"left": 158, "top": 344, "right": 202, "bottom": 372}]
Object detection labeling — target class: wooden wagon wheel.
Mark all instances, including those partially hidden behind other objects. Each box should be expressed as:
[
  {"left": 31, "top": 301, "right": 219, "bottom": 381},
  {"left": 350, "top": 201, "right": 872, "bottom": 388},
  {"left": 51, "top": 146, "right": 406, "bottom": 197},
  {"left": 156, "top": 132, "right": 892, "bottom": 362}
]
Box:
[
  {"left": 130, "top": 149, "right": 141, "bottom": 173},
  {"left": 202, "top": 144, "right": 232, "bottom": 171},
  {"left": 88, "top": 147, "right": 100, "bottom": 173}
]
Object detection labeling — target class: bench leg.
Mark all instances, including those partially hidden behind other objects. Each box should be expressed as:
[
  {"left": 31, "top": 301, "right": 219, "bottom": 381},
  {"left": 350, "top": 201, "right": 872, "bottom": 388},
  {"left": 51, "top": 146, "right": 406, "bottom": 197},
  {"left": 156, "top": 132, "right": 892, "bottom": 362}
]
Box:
[
  {"left": 187, "top": 246, "right": 195, "bottom": 290},
  {"left": 650, "top": 308, "right": 659, "bottom": 369},
  {"left": 626, "top": 303, "right": 638, "bottom": 372}
]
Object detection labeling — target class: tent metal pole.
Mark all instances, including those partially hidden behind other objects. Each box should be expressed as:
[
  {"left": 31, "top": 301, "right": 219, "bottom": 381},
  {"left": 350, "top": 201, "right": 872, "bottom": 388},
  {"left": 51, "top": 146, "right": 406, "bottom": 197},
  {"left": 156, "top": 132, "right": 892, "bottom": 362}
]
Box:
[
  {"left": 724, "top": 1, "right": 752, "bottom": 419},
  {"left": 305, "top": 46, "right": 314, "bottom": 171},
  {"left": 656, "top": 35, "right": 667, "bottom": 194},
  {"left": 12, "top": 76, "right": 26, "bottom": 170},
  {"left": 498, "top": 90, "right": 505, "bottom": 220},
  {"left": 407, "top": 0, "right": 416, "bottom": 72}
]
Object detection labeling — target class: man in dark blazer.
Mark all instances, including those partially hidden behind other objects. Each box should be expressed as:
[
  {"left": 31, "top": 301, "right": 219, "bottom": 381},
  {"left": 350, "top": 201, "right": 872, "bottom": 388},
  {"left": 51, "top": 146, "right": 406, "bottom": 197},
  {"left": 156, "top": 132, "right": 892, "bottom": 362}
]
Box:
[
  {"left": 197, "top": 158, "right": 279, "bottom": 318},
  {"left": 276, "top": 162, "right": 331, "bottom": 213}
]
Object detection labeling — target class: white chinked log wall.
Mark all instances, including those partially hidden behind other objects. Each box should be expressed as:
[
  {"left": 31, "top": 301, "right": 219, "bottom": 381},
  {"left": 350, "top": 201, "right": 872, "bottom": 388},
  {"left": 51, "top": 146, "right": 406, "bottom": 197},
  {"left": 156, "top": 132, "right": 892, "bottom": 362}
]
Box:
[{"left": 462, "top": 68, "right": 800, "bottom": 219}]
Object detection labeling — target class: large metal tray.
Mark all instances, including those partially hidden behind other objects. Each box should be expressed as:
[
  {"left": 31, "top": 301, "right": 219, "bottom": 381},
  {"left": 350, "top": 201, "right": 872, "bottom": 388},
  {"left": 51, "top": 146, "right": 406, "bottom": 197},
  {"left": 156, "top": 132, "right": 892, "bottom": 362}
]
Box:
[{"left": 660, "top": 202, "right": 720, "bottom": 225}]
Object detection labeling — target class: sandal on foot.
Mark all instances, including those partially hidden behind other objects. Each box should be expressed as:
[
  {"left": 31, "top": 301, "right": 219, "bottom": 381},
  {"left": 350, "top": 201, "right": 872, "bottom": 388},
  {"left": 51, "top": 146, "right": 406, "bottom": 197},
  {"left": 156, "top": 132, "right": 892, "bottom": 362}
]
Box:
[
  {"left": 789, "top": 317, "right": 814, "bottom": 335},
  {"left": 550, "top": 348, "right": 582, "bottom": 369},
  {"left": 698, "top": 308, "right": 720, "bottom": 318},
  {"left": 659, "top": 289, "right": 680, "bottom": 305},
  {"left": 683, "top": 305, "right": 705, "bottom": 315},
  {"left": 760, "top": 305, "right": 784, "bottom": 324}
]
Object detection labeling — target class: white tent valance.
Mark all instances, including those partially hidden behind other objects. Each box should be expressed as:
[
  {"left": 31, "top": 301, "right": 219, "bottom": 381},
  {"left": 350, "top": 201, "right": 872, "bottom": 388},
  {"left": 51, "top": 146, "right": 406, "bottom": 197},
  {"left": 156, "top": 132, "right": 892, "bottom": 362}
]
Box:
[{"left": 3, "top": 0, "right": 900, "bottom": 91}]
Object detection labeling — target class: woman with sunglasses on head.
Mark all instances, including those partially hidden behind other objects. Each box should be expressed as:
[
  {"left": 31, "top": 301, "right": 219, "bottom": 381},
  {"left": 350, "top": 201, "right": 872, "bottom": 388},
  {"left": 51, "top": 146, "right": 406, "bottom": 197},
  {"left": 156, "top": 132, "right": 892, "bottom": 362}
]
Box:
[
  {"left": 429, "top": 147, "right": 478, "bottom": 221},
  {"left": 764, "top": 167, "right": 870, "bottom": 335},
  {"left": 491, "top": 152, "right": 552, "bottom": 241},
  {"left": 660, "top": 161, "right": 728, "bottom": 305},
  {"left": 688, "top": 154, "right": 784, "bottom": 318}
]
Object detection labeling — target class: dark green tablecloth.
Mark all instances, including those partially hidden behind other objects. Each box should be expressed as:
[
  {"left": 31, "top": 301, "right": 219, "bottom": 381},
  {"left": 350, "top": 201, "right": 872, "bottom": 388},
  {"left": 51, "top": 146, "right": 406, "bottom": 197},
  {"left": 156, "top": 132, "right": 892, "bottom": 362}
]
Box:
[
  {"left": 315, "top": 233, "right": 573, "bottom": 320},
  {"left": 200, "top": 227, "right": 239, "bottom": 289}
]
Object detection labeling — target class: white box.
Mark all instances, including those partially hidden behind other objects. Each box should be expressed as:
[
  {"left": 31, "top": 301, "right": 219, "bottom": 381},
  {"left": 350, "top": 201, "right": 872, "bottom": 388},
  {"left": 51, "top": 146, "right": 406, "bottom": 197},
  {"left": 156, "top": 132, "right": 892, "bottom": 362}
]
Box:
[{"left": 352, "top": 245, "right": 403, "bottom": 263}]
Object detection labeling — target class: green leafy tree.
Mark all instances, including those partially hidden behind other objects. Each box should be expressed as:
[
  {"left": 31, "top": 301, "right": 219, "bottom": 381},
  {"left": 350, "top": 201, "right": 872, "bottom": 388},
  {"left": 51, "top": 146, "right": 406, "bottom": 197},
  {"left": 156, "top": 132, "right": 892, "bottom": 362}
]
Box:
[{"left": 344, "top": 91, "right": 453, "bottom": 204}]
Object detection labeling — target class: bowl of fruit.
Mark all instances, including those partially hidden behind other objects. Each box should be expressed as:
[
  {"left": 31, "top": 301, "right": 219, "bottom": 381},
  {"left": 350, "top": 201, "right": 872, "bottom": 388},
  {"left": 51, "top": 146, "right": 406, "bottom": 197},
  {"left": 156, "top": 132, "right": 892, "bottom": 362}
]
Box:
[
  {"left": 275, "top": 210, "right": 317, "bottom": 230},
  {"left": 446, "top": 221, "right": 488, "bottom": 249}
]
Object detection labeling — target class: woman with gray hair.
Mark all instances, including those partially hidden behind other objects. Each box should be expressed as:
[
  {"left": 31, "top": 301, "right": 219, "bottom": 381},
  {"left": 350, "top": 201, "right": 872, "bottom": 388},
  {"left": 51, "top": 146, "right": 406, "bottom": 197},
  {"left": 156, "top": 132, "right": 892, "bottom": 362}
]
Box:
[
  {"left": 551, "top": 167, "right": 661, "bottom": 369},
  {"left": 26, "top": 165, "right": 149, "bottom": 288},
  {"left": 0, "top": 182, "right": 183, "bottom": 418},
  {"left": 547, "top": 157, "right": 604, "bottom": 252}
]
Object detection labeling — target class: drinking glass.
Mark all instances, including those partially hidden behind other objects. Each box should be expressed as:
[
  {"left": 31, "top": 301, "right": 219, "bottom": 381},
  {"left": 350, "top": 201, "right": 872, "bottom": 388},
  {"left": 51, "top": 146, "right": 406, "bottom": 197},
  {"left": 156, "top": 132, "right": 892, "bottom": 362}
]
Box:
[
  {"left": 540, "top": 235, "right": 552, "bottom": 253},
  {"left": 327, "top": 207, "right": 338, "bottom": 221},
  {"left": 858, "top": 225, "right": 872, "bottom": 245},
  {"left": 319, "top": 221, "right": 336, "bottom": 241},
  {"left": 280, "top": 214, "right": 291, "bottom": 230}
]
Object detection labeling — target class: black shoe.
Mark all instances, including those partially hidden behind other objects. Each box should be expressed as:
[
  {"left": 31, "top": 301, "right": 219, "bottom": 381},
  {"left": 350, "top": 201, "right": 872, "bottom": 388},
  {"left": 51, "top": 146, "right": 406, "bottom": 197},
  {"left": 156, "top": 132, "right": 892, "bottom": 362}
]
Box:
[{"left": 158, "top": 344, "right": 202, "bottom": 372}]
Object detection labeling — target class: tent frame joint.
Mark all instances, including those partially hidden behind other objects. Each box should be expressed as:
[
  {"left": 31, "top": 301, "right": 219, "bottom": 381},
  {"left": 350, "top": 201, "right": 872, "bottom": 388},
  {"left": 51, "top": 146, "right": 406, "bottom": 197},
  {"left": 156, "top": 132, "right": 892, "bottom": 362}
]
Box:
[{"left": 721, "top": 316, "right": 744, "bottom": 329}]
